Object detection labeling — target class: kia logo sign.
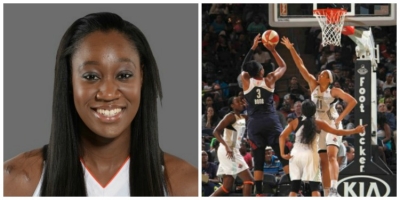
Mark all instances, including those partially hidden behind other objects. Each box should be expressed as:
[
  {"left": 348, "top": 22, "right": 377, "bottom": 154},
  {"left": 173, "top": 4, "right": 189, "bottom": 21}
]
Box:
[{"left": 338, "top": 175, "right": 390, "bottom": 197}]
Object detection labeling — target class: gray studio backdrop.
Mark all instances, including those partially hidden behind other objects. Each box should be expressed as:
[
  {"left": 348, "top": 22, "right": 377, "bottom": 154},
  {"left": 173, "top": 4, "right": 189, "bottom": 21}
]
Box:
[{"left": 4, "top": 4, "right": 198, "bottom": 167}]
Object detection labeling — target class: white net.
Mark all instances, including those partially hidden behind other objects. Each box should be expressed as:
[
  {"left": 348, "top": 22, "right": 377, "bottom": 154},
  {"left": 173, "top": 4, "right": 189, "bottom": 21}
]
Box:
[{"left": 313, "top": 9, "right": 347, "bottom": 46}]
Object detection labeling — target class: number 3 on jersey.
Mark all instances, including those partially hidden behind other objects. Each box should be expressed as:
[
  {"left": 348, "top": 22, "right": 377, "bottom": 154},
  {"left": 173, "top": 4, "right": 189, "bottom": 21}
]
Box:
[{"left": 256, "top": 89, "right": 261, "bottom": 98}]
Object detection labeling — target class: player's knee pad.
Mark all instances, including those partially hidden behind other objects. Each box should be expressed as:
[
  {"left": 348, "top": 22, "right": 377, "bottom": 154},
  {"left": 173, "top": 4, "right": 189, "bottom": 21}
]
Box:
[
  {"left": 253, "top": 147, "right": 265, "bottom": 171},
  {"left": 309, "top": 181, "right": 321, "bottom": 192},
  {"left": 290, "top": 180, "right": 302, "bottom": 192}
]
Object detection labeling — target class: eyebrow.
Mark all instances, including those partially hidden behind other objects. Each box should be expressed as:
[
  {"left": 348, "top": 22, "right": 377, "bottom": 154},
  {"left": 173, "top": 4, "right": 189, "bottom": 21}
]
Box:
[{"left": 78, "top": 58, "right": 138, "bottom": 69}]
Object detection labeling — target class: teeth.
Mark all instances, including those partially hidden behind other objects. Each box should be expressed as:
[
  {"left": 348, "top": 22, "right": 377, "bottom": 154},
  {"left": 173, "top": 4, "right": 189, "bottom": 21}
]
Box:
[{"left": 96, "top": 108, "right": 122, "bottom": 117}]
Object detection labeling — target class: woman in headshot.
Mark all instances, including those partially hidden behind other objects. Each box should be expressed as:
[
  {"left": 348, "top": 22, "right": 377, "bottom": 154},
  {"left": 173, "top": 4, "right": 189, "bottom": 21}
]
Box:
[{"left": 4, "top": 12, "right": 197, "bottom": 196}]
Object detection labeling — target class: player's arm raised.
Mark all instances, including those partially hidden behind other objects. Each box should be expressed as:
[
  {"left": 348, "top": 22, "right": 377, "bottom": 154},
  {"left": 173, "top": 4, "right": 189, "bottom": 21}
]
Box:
[
  {"left": 264, "top": 39, "right": 287, "bottom": 82},
  {"left": 241, "top": 34, "right": 261, "bottom": 88},
  {"left": 281, "top": 36, "right": 318, "bottom": 91}
]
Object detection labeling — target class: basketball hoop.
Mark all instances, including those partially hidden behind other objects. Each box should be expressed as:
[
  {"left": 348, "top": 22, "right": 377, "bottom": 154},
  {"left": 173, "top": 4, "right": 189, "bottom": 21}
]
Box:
[{"left": 313, "top": 8, "right": 347, "bottom": 46}]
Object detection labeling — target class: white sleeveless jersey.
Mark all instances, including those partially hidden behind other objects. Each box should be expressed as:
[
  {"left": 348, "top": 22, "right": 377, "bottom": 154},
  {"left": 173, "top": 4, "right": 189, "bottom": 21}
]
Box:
[
  {"left": 32, "top": 158, "right": 167, "bottom": 196},
  {"left": 223, "top": 113, "right": 246, "bottom": 149},
  {"left": 289, "top": 116, "right": 321, "bottom": 182},
  {"left": 311, "top": 85, "right": 339, "bottom": 122}
]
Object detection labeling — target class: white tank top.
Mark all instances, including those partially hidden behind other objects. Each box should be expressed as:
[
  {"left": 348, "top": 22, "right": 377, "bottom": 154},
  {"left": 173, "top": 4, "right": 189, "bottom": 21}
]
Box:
[
  {"left": 32, "top": 158, "right": 167, "bottom": 196},
  {"left": 311, "top": 85, "right": 339, "bottom": 122},
  {"left": 223, "top": 113, "right": 246, "bottom": 149}
]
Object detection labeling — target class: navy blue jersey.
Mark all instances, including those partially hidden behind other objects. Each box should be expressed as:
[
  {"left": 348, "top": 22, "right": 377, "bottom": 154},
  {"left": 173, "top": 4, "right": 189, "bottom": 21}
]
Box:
[{"left": 244, "top": 78, "right": 275, "bottom": 116}]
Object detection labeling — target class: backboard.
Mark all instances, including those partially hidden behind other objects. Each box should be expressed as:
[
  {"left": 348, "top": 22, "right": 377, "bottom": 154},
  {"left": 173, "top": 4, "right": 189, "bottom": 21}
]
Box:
[{"left": 269, "top": 3, "right": 396, "bottom": 27}]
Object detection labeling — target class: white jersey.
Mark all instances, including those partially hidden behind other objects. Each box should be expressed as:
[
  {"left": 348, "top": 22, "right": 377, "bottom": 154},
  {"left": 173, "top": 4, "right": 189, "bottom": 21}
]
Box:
[
  {"left": 311, "top": 85, "right": 339, "bottom": 122},
  {"left": 223, "top": 113, "right": 246, "bottom": 149},
  {"left": 33, "top": 158, "right": 167, "bottom": 196},
  {"left": 289, "top": 116, "right": 321, "bottom": 182},
  {"left": 311, "top": 85, "right": 343, "bottom": 150},
  {"left": 217, "top": 113, "right": 248, "bottom": 177}
]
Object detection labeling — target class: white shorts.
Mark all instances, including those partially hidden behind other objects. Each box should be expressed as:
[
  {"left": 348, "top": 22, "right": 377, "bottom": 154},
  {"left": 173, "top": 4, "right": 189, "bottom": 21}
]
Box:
[
  {"left": 289, "top": 147, "right": 321, "bottom": 182},
  {"left": 216, "top": 146, "right": 249, "bottom": 178},
  {"left": 318, "top": 120, "right": 343, "bottom": 151}
]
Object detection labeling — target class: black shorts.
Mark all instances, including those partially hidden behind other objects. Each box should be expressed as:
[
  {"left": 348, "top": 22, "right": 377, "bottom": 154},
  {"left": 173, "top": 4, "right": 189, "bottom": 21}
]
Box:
[{"left": 247, "top": 114, "right": 283, "bottom": 149}]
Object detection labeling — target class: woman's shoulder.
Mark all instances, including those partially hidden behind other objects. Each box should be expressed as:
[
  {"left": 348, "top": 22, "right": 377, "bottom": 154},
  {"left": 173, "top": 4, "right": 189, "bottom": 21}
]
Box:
[
  {"left": 163, "top": 152, "right": 198, "bottom": 196},
  {"left": 3, "top": 147, "right": 44, "bottom": 196}
]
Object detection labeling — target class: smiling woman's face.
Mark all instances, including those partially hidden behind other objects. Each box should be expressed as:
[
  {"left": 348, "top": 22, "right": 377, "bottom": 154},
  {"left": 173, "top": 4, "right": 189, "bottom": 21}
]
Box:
[{"left": 71, "top": 30, "right": 143, "bottom": 139}]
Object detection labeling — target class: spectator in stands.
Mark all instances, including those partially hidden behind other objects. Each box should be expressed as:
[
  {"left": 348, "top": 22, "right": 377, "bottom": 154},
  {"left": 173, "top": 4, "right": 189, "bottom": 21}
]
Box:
[
  {"left": 337, "top": 142, "right": 347, "bottom": 171},
  {"left": 384, "top": 97, "right": 396, "bottom": 116},
  {"left": 379, "top": 87, "right": 394, "bottom": 103},
  {"left": 336, "top": 103, "right": 351, "bottom": 127},
  {"left": 214, "top": 72, "right": 230, "bottom": 98},
  {"left": 377, "top": 113, "right": 393, "bottom": 152},
  {"left": 240, "top": 141, "right": 254, "bottom": 171},
  {"left": 390, "top": 86, "right": 396, "bottom": 116},
  {"left": 210, "top": 14, "right": 227, "bottom": 35},
  {"left": 378, "top": 103, "right": 396, "bottom": 131},
  {"left": 333, "top": 81, "right": 342, "bottom": 89},
  {"left": 274, "top": 95, "right": 287, "bottom": 129},
  {"left": 209, "top": 139, "right": 220, "bottom": 164},
  {"left": 377, "top": 64, "right": 388, "bottom": 82},
  {"left": 376, "top": 113, "right": 392, "bottom": 164},
  {"left": 211, "top": 83, "right": 225, "bottom": 110},
  {"left": 385, "top": 52, "right": 396, "bottom": 73},
  {"left": 202, "top": 150, "right": 220, "bottom": 196},
  {"left": 287, "top": 101, "right": 303, "bottom": 119},
  {"left": 202, "top": 106, "right": 221, "bottom": 129},
  {"left": 215, "top": 34, "right": 231, "bottom": 68},
  {"left": 287, "top": 76, "right": 309, "bottom": 98},
  {"left": 280, "top": 94, "right": 297, "bottom": 116},
  {"left": 382, "top": 73, "right": 396, "bottom": 92},
  {"left": 202, "top": 94, "right": 215, "bottom": 114},
  {"left": 325, "top": 52, "right": 345, "bottom": 71},
  {"left": 246, "top": 15, "right": 267, "bottom": 38},
  {"left": 263, "top": 146, "right": 284, "bottom": 176},
  {"left": 346, "top": 146, "right": 355, "bottom": 163},
  {"left": 318, "top": 46, "right": 335, "bottom": 71}
]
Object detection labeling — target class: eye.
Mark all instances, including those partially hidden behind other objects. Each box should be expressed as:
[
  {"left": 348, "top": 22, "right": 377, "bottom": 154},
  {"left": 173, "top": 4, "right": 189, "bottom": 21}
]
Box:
[
  {"left": 117, "top": 72, "right": 133, "bottom": 80},
  {"left": 82, "top": 73, "right": 99, "bottom": 81}
]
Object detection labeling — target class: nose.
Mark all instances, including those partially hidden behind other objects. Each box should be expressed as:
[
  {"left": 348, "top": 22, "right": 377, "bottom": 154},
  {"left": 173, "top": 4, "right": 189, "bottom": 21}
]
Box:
[{"left": 96, "top": 77, "right": 121, "bottom": 101}]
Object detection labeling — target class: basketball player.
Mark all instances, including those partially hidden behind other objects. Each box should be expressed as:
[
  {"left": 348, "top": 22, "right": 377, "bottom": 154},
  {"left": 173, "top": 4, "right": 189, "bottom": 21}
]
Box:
[
  {"left": 4, "top": 12, "right": 197, "bottom": 196},
  {"left": 281, "top": 37, "right": 357, "bottom": 196},
  {"left": 211, "top": 96, "right": 254, "bottom": 196},
  {"left": 279, "top": 100, "right": 366, "bottom": 197},
  {"left": 241, "top": 33, "right": 289, "bottom": 196}
]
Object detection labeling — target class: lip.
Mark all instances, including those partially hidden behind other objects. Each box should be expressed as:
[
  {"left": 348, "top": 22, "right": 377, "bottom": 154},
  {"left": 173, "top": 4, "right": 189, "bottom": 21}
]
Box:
[{"left": 90, "top": 106, "right": 126, "bottom": 123}]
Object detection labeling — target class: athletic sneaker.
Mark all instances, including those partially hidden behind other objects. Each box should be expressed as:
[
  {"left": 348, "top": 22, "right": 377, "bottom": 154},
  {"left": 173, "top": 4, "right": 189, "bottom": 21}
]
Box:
[{"left": 328, "top": 188, "right": 341, "bottom": 197}]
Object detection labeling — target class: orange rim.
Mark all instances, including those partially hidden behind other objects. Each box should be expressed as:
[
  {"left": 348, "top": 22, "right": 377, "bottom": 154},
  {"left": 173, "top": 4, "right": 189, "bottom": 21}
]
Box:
[{"left": 313, "top": 8, "right": 347, "bottom": 24}]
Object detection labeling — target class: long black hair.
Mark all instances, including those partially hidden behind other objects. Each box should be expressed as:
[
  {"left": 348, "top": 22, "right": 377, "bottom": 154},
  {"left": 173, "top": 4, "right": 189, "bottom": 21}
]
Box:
[
  {"left": 300, "top": 99, "right": 317, "bottom": 146},
  {"left": 41, "top": 12, "right": 166, "bottom": 196}
]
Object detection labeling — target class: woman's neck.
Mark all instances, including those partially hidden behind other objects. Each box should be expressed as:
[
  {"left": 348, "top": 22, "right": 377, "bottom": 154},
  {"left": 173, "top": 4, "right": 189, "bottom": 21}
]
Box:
[
  {"left": 319, "top": 84, "right": 329, "bottom": 92},
  {"left": 79, "top": 125, "right": 131, "bottom": 169}
]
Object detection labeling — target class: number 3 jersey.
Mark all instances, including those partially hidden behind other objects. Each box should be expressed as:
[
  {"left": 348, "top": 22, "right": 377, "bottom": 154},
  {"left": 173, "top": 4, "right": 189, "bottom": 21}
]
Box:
[
  {"left": 311, "top": 85, "right": 339, "bottom": 121},
  {"left": 243, "top": 78, "right": 275, "bottom": 116}
]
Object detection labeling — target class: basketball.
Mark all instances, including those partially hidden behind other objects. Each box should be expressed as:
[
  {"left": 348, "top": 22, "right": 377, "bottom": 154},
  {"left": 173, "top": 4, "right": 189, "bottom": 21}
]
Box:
[
  {"left": 262, "top": 30, "right": 279, "bottom": 46},
  {"left": 342, "top": 26, "right": 355, "bottom": 36}
]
